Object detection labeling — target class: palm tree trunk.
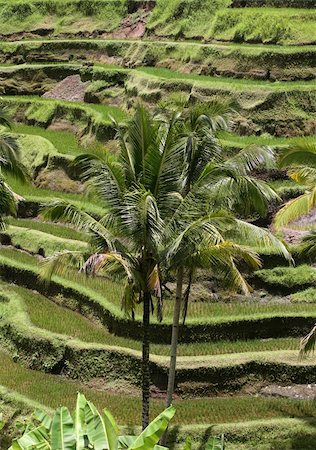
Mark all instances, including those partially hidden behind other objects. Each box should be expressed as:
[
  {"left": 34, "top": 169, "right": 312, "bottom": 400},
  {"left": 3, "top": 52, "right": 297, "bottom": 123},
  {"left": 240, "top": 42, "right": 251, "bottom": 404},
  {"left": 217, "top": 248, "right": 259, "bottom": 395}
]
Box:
[
  {"left": 160, "top": 266, "right": 184, "bottom": 445},
  {"left": 142, "top": 290, "right": 151, "bottom": 430}
]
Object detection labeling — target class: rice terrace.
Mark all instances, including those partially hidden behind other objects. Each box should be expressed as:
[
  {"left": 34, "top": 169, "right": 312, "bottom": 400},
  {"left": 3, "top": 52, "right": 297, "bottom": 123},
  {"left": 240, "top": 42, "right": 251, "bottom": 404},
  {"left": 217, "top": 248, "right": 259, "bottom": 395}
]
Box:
[{"left": 0, "top": 0, "right": 316, "bottom": 448}]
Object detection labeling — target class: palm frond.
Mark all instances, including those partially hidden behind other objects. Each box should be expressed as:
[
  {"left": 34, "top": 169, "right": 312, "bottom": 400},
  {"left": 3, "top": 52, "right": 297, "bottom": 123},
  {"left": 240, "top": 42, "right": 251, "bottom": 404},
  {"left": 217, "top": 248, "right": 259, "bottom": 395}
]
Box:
[
  {"left": 274, "top": 189, "right": 316, "bottom": 229},
  {"left": 0, "top": 133, "right": 29, "bottom": 182},
  {"left": 41, "top": 200, "right": 98, "bottom": 231},
  {"left": 127, "top": 105, "right": 158, "bottom": 181},
  {"left": 300, "top": 324, "right": 316, "bottom": 357},
  {"left": 299, "top": 232, "right": 316, "bottom": 260},
  {"left": 39, "top": 251, "right": 85, "bottom": 281},
  {"left": 232, "top": 220, "right": 291, "bottom": 262},
  {"left": 227, "top": 145, "right": 275, "bottom": 173},
  {"left": 208, "top": 175, "right": 280, "bottom": 217},
  {"left": 0, "top": 177, "right": 16, "bottom": 223},
  {"left": 279, "top": 141, "right": 316, "bottom": 169},
  {"left": 0, "top": 108, "right": 12, "bottom": 129},
  {"left": 74, "top": 152, "right": 126, "bottom": 210},
  {"left": 287, "top": 166, "right": 316, "bottom": 186}
]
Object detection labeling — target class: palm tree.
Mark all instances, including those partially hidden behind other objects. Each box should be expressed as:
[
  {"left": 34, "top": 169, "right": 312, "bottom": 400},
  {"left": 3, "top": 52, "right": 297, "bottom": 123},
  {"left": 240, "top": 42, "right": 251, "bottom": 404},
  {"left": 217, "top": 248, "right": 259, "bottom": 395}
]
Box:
[
  {"left": 40, "top": 104, "right": 290, "bottom": 431},
  {"left": 40, "top": 105, "right": 187, "bottom": 429},
  {"left": 0, "top": 107, "right": 28, "bottom": 229},
  {"left": 161, "top": 104, "right": 291, "bottom": 431}
]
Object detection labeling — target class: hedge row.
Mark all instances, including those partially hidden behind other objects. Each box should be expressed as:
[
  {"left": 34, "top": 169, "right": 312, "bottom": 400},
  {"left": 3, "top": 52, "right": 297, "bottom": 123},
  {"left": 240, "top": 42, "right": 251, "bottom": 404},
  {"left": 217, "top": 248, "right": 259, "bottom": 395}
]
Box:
[
  {"left": 2, "top": 308, "right": 316, "bottom": 391},
  {"left": 232, "top": 0, "right": 316, "bottom": 7},
  {"left": 1, "top": 259, "right": 316, "bottom": 345}
]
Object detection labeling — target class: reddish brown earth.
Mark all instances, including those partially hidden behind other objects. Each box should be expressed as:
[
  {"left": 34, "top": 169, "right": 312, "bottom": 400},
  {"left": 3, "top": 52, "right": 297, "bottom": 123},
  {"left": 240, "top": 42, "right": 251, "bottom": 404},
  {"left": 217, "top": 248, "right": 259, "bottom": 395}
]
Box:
[{"left": 42, "top": 75, "right": 90, "bottom": 102}]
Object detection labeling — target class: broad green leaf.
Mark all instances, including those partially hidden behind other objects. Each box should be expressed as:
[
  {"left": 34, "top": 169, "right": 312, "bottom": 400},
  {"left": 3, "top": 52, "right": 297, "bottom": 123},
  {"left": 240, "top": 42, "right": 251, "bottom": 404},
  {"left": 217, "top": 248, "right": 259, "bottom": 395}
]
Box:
[
  {"left": 119, "top": 435, "right": 136, "bottom": 449},
  {"left": 127, "top": 406, "right": 176, "bottom": 450},
  {"left": 10, "top": 425, "right": 50, "bottom": 450},
  {"left": 33, "top": 409, "right": 52, "bottom": 431},
  {"left": 84, "top": 400, "right": 109, "bottom": 450},
  {"left": 51, "top": 407, "right": 75, "bottom": 450},
  {"left": 75, "top": 393, "right": 88, "bottom": 450},
  {"left": 182, "top": 437, "right": 192, "bottom": 450},
  {"left": 206, "top": 435, "right": 225, "bottom": 450},
  {"left": 103, "top": 409, "right": 119, "bottom": 450}
]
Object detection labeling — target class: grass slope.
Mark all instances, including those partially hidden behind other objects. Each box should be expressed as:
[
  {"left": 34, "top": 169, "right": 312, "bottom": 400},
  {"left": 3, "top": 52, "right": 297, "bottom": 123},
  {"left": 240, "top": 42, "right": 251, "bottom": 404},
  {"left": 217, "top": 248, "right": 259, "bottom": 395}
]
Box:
[
  {"left": 0, "top": 350, "right": 316, "bottom": 427},
  {"left": 2, "top": 225, "right": 88, "bottom": 256},
  {"left": 2, "top": 247, "right": 316, "bottom": 325},
  {"left": 2, "top": 280, "right": 302, "bottom": 356}
]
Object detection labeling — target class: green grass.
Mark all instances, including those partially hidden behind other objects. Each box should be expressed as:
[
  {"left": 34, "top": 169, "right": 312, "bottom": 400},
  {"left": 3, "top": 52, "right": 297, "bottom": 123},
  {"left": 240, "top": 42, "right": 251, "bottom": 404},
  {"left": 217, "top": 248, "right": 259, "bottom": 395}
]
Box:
[
  {"left": 135, "top": 66, "right": 316, "bottom": 91},
  {"left": 16, "top": 133, "right": 60, "bottom": 171},
  {"left": 12, "top": 124, "right": 85, "bottom": 157},
  {"left": 3, "top": 62, "right": 316, "bottom": 94},
  {"left": 1, "top": 281, "right": 301, "bottom": 357},
  {"left": 1, "top": 95, "right": 127, "bottom": 124},
  {"left": 255, "top": 266, "right": 316, "bottom": 289},
  {"left": 218, "top": 132, "right": 316, "bottom": 149},
  {"left": 4, "top": 174, "right": 106, "bottom": 217},
  {"left": 7, "top": 218, "right": 89, "bottom": 242},
  {"left": 3, "top": 225, "right": 88, "bottom": 256},
  {"left": 0, "top": 0, "right": 127, "bottom": 36},
  {"left": 209, "top": 8, "right": 316, "bottom": 45},
  {"left": 291, "top": 288, "right": 316, "bottom": 304},
  {"left": 0, "top": 350, "right": 316, "bottom": 427},
  {"left": 2, "top": 247, "right": 316, "bottom": 325}
]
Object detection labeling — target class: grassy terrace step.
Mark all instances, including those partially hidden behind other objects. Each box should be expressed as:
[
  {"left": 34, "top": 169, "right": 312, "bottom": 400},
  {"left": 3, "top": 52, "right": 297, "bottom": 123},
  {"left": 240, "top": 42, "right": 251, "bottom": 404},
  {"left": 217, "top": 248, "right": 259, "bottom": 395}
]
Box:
[
  {"left": 254, "top": 265, "right": 316, "bottom": 294},
  {"left": 1, "top": 388, "right": 316, "bottom": 450},
  {"left": 1, "top": 64, "right": 315, "bottom": 136},
  {"left": 0, "top": 93, "right": 127, "bottom": 141},
  {"left": 0, "top": 0, "right": 315, "bottom": 44},
  {"left": 1, "top": 63, "right": 315, "bottom": 91},
  {"left": 4, "top": 175, "right": 106, "bottom": 218},
  {"left": 1, "top": 247, "right": 316, "bottom": 344},
  {"left": 0, "top": 39, "right": 315, "bottom": 82},
  {"left": 7, "top": 218, "right": 89, "bottom": 242},
  {"left": 0, "top": 351, "right": 316, "bottom": 428},
  {"left": 0, "top": 225, "right": 88, "bottom": 256},
  {"left": 2, "top": 280, "right": 316, "bottom": 390},
  {"left": 2, "top": 280, "right": 302, "bottom": 356},
  {"left": 12, "top": 123, "right": 91, "bottom": 156}
]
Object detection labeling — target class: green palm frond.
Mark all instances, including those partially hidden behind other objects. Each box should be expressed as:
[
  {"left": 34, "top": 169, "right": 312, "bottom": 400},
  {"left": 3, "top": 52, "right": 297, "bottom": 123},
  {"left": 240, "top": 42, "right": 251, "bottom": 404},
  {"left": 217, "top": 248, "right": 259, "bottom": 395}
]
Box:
[
  {"left": 0, "top": 178, "right": 16, "bottom": 228},
  {"left": 111, "top": 115, "right": 136, "bottom": 184},
  {"left": 127, "top": 105, "right": 158, "bottom": 181},
  {"left": 0, "top": 133, "right": 29, "bottom": 182},
  {"left": 144, "top": 112, "right": 184, "bottom": 215},
  {"left": 232, "top": 220, "right": 291, "bottom": 261},
  {"left": 299, "top": 232, "right": 316, "bottom": 260},
  {"left": 274, "top": 189, "right": 316, "bottom": 229},
  {"left": 188, "top": 100, "right": 235, "bottom": 133},
  {"left": 208, "top": 175, "right": 279, "bottom": 217},
  {"left": 287, "top": 166, "right": 316, "bottom": 186},
  {"left": 279, "top": 140, "right": 316, "bottom": 169},
  {"left": 300, "top": 324, "right": 316, "bottom": 357},
  {"left": 39, "top": 251, "right": 86, "bottom": 281},
  {"left": 121, "top": 189, "right": 164, "bottom": 253},
  {"left": 74, "top": 152, "right": 126, "bottom": 210},
  {"left": 227, "top": 145, "right": 275, "bottom": 174},
  {"left": 41, "top": 200, "right": 98, "bottom": 231},
  {"left": 0, "top": 108, "right": 12, "bottom": 129}
]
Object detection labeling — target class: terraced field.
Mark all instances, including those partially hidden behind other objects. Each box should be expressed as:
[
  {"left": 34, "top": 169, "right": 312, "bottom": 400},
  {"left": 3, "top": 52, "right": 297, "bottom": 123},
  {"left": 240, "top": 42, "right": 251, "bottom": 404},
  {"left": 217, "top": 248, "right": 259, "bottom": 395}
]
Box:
[{"left": 0, "top": 0, "right": 316, "bottom": 449}]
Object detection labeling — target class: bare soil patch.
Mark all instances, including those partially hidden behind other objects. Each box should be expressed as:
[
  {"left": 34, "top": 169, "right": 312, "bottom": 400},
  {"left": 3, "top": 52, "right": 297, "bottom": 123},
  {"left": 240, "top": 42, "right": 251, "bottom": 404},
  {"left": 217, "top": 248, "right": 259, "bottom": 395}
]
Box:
[
  {"left": 43, "top": 75, "right": 90, "bottom": 102},
  {"left": 261, "top": 383, "right": 316, "bottom": 400}
]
